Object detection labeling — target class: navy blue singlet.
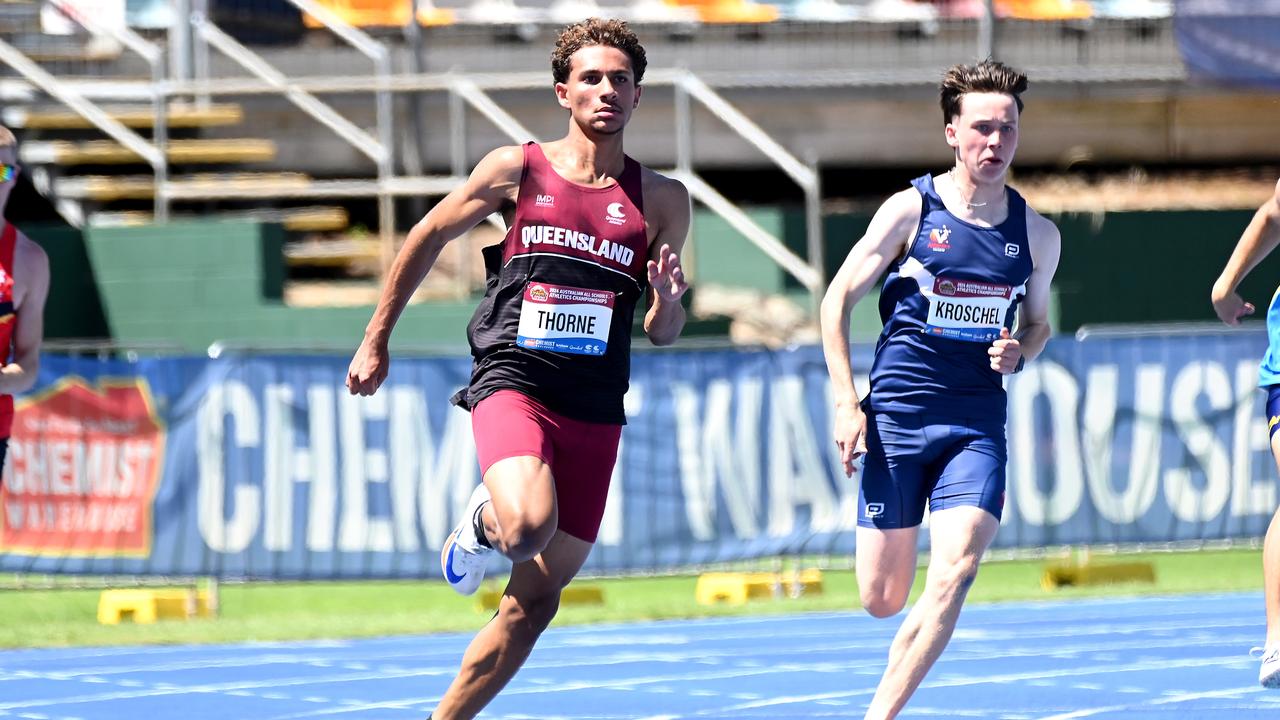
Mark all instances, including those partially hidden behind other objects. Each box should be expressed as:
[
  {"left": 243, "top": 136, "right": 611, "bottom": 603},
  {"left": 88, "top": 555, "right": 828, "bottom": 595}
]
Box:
[{"left": 867, "top": 174, "right": 1034, "bottom": 421}]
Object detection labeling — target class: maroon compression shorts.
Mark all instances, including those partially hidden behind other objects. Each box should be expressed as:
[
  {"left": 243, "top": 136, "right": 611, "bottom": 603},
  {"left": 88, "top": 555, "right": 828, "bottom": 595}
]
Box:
[{"left": 470, "top": 389, "right": 622, "bottom": 543}]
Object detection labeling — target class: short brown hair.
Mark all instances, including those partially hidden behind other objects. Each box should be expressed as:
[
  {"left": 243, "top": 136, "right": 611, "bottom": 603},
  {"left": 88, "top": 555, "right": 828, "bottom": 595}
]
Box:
[
  {"left": 0, "top": 126, "right": 16, "bottom": 149},
  {"left": 940, "top": 60, "right": 1028, "bottom": 123},
  {"left": 551, "top": 18, "right": 646, "bottom": 85}
]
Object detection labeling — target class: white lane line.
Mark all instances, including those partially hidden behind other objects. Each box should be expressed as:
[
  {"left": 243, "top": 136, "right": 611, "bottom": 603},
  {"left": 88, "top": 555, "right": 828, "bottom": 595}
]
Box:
[
  {"left": 0, "top": 666, "right": 453, "bottom": 712},
  {"left": 643, "top": 654, "right": 1257, "bottom": 719},
  {"left": 6, "top": 629, "right": 1259, "bottom": 717},
  {"left": 259, "top": 660, "right": 887, "bottom": 720},
  {"left": 1036, "top": 685, "right": 1262, "bottom": 719},
  {"left": 0, "top": 623, "right": 1259, "bottom": 693}
]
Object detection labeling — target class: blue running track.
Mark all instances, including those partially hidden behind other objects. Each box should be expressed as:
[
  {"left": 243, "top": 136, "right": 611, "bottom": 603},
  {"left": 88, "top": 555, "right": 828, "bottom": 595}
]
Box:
[{"left": 1, "top": 593, "right": 1277, "bottom": 719}]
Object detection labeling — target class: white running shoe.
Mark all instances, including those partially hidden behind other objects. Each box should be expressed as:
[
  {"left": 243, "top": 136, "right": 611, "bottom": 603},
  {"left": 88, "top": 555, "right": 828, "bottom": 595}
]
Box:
[
  {"left": 1260, "top": 645, "right": 1280, "bottom": 689},
  {"left": 440, "top": 484, "right": 494, "bottom": 596}
]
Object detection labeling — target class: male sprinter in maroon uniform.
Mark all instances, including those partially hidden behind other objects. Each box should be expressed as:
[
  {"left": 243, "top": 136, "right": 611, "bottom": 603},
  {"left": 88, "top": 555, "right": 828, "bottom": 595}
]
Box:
[
  {"left": 0, "top": 126, "right": 50, "bottom": 478},
  {"left": 347, "top": 19, "right": 690, "bottom": 720}
]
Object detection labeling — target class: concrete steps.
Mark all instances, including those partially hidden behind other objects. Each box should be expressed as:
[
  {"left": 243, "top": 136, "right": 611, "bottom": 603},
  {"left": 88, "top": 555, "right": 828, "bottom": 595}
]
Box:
[
  {"left": 21, "top": 138, "right": 277, "bottom": 165},
  {"left": 53, "top": 171, "right": 313, "bottom": 202},
  {"left": 91, "top": 205, "right": 350, "bottom": 233},
  {"left": 4, "top": 103, "right": 245, "bottom": 130}
]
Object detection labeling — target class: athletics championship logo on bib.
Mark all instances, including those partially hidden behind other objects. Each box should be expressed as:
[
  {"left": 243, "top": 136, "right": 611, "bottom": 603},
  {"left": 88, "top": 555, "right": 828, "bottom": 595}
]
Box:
[{"left": 517, "top": 282, "right": 615, "bottom": 356}]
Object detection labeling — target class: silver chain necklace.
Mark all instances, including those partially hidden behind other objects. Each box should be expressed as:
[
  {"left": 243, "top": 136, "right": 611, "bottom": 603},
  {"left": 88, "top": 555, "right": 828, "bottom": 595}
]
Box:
[{"left": 949, "top": 168, "right": 989, "bottom": 209}]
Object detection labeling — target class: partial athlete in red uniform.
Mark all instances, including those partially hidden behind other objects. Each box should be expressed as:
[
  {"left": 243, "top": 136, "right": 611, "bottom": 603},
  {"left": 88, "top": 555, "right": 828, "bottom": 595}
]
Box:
[
  {"left": 0, "top": 126, "right": 50, "bottom": 478},
  {"left": 346, "top": 19, "right": 690, "bottom": 720}
]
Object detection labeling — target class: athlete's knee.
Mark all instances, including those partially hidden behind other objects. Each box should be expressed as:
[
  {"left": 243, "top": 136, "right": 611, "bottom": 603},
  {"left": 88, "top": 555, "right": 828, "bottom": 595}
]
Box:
[
  {"left": 926, "top": 554, "right": 981, "bottom": 603},
  {"left": 498, "top": 588, "right": 561, "bottom": 641},
  {"left": 859, "top": 579, "right": 910, "bottom": 618},
  {"left": 496, "top": 518, "right": 557, "bottom": 562},
  {"left": 490, "top": 497, "right": 558, "bottom": 561}
]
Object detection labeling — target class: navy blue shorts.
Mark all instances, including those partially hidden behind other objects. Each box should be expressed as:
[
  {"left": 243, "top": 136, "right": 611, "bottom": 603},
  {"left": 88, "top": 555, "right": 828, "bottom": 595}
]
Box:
[
  {"left": 1266, "top": 385, "right": 1280, "bottom": 440},
  {"left": 858, "top": 408, "right": 1007, "bottom": 529}
]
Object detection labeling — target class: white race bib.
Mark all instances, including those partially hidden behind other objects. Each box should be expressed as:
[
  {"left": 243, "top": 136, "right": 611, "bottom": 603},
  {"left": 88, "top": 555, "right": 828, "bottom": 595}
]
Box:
[
  {"left": 516, "top": 282, "right": 614, "bottom": 356},
  {"left": 923, "top": 277, "right": 1012, "bottom": 343}
]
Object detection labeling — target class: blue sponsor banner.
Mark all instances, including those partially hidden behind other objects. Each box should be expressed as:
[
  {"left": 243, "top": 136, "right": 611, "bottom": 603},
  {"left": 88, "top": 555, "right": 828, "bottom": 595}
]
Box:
[
  {"left": 1175, "top": 0, "right": 1280, "bottom": 87},
  {"left": 1, "top": 332, "right": 1276, "bottom": 579}
]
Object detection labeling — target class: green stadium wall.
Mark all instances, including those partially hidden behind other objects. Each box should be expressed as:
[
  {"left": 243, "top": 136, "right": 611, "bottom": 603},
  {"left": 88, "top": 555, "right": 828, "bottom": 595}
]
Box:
[
  {"left": 20, "top": 222, "right": 110, "bottom": 341},
  {"left": 692, "top": 206, "right": 1270, "bottom": 339},
  {"left": 36, "top": 209, "right": 1280, "bottom": 353},
  {"left": 81, "top": 220, "right": 475, "bottom": 353}
]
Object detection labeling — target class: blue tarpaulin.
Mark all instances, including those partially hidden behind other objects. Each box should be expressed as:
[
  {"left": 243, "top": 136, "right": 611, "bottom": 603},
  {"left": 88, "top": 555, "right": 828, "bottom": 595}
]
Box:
[
  {"left": 1175, "top": 0, "right": 1280, "bottom": 87},
  {"left": 1, "top": 333, "right": 1275, "bottom": 578}
]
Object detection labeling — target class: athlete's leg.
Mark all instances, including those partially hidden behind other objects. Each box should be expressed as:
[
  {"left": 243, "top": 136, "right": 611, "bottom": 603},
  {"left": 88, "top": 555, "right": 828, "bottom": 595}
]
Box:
[
  {"left": 436, "top": 392, "right": 622, "bottom": 717},
  {"left": 1260, "top": 506, "right": 1280, "bottom": 688},
  {"left": 1266, "top": 426, "right": 1280, "bottom": 648},
  {"left": 443, "top": 393, "right": 560, "bottom": 596},
  {"left": 1260, "top": 400, "right": 1280, "bottom": 687},
  {"left": 856, "top": 409, "right": 930, "bottom": 617},
  {"left": 865, "top": 505, "right": 998, "bottom": 720},
  {"left": 856, "top": 526, "right": 919, "bottom": 618},
  {"left": 865, "top": 418, "right": 1005, "bottom": 719},
  {"left": 1263, "top": 503, "right": 1280, "bottom": 643},
  {"left": 433, "top": 530, "right": 592, "bottom": 720},
  {"left": 470, "top": 390, "right": 561, "bottom": 563},
  {"left": 479, "top": 456, "right": 558, "bottom": 562}
]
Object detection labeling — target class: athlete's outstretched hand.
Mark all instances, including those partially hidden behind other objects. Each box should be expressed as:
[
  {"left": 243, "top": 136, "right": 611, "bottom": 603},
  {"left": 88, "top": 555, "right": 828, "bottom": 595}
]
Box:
[
  {"left": 988, "top": 327, "right": 1022, "bottom": 374},
  {"left": 1211, "top": 288, "right": 1255, "bottom": 326},
  {"left": 647, "top": 243, "right": 688, "bottom": 304},
  {"left": 833, "top": 403, "right": 867, "bottom": 478},
  {"left": 347, "top": 338, "right": 390, "bottom": 396}
]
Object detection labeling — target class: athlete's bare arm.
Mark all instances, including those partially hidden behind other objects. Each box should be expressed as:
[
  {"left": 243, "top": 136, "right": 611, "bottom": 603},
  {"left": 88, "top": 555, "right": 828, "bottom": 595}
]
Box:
[
  {"left": 347, "top": 146, "right": 524, "bottom": 396},
  {"left": 820, "top": 188, "right": 922, "bottom": 476},
  {"left": 1212, "top": 179, "right": 1280, "bottom": 326},
  {"left": 641, "top": 170, "right": 691, "bottom": 346},
  {"left": 989, "top": 208, "right": 1060, "bottom": 374},
  {"left": 0, "top": 234, "right": 49, "bottom": 395}
]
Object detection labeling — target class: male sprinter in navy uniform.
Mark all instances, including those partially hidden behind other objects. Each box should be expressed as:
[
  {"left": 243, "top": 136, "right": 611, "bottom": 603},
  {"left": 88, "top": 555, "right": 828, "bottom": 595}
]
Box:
[
  {"left": 1211, "top": 178, "right": 1280, "bottom": 688},
  {"left": 347, "top": 19, "right": 690, "bottom": 720},
  {"left": 820, "top": 60, "right": 1061, "bottom": 719}
]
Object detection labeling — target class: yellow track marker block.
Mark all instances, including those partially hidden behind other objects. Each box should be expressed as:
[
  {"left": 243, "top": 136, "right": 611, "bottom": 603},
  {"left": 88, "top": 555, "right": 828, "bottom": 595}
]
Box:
[
  {"left": 97, "top": 589, "right": 212, "bottom": 624},
  {"left": 475, "top": 584, "right": 605, "bottom": 612},
  {"left": 695, "top": 569, "right": 824, "bottom": 606},
  {"left": 1041, "top": 561, "right": 1155, "bottom": 591}
]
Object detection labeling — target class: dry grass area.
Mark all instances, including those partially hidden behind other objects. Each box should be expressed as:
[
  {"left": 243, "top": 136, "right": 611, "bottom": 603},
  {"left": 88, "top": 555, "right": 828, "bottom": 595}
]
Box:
[{"left": 1013, "top": 168, "right": 1280, "bottom": 213}]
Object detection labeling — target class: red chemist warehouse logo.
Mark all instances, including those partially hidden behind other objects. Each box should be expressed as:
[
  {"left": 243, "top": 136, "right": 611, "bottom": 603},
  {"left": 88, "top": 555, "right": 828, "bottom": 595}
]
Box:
[{"left": 0, "top": 377, "right": 165, "bottom": 557}]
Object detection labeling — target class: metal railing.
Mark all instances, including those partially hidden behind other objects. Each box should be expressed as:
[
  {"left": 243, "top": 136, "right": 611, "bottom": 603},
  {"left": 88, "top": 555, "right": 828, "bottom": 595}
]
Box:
[
  {"left": 0, "top": 0, "right": 169, "bottom": 223},
  {"left": 46, "top": 0, "right": 170, "bottom": 222},
  {"left": 192, "top": 0, "right": 400, "bottom": 272},
  {"left": 163, "top": 66, "right": 826, "bottom": 305},
  {"left": 670, "top": 72, "right": 823, "bottom": 301}
]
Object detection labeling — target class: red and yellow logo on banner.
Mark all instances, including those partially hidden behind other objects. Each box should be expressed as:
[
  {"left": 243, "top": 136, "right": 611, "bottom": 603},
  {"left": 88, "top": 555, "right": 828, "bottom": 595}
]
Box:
[{"left": 0, "top": 377, "right": 165, "bottom": 557}]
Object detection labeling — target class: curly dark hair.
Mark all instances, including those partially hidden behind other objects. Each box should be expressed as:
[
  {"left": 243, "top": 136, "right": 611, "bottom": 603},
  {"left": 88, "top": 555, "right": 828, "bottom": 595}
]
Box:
[
  {"left": 940, "top": 59, "right": 1028, "bottom": 123},
  {"left": 551, "top": 18, "right": 647, "bottom": 85}
]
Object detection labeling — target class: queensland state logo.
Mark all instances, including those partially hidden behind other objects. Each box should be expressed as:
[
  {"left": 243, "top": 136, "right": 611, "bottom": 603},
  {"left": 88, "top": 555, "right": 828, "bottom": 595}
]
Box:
[
  {"left": 927, "top": 225, "right": 951, "bottom": 252},
  {"left": 528, "top": 284, "right": 549, "bottom": 302},
  {"left": 0, "top": 377, "right": 165, "bottom": 557}
]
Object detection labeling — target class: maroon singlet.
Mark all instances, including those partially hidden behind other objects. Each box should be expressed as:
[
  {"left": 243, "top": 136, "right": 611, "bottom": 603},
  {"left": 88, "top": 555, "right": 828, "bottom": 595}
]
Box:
[
  {"left": 0, "top": 223, "right": 15, "bottom": 438},
  {"left": 453, "top": 142, "right": 650, "bottom": 424}
]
